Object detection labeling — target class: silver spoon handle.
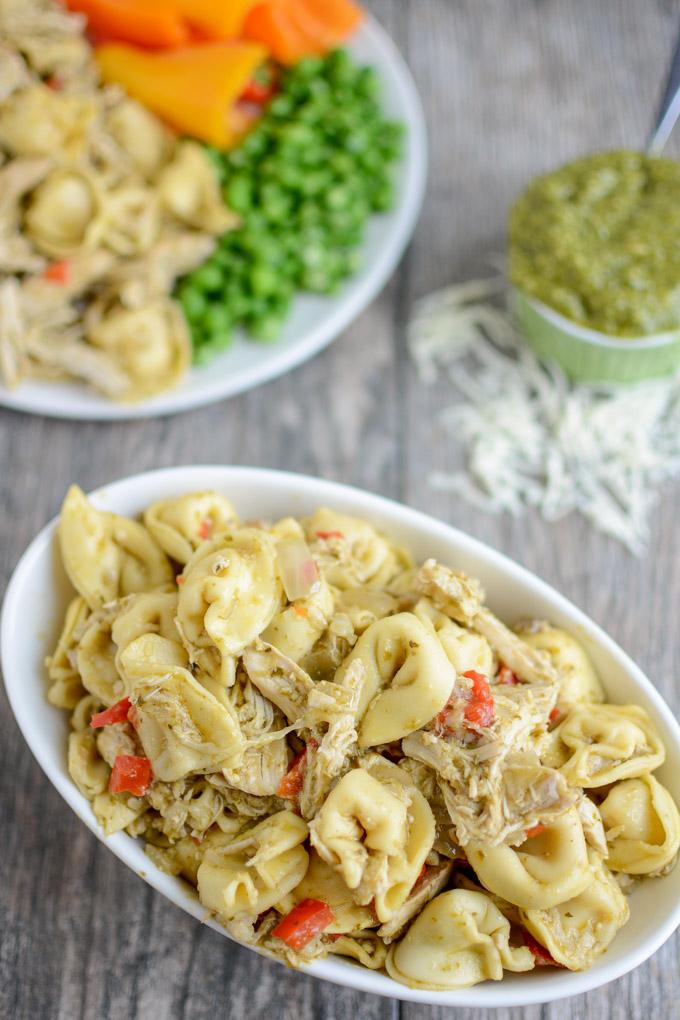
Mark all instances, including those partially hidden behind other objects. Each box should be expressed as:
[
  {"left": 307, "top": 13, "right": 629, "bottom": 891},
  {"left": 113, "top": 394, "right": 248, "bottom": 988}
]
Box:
[{"left": 649, "top": 24, "right": 680, "bottom": 153}]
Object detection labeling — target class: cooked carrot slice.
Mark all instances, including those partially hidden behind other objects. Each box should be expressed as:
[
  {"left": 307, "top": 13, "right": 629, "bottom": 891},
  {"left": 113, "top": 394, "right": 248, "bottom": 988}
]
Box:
[
  {"left": 298, "top": 0, "right": 364, "bottom": 41},
  {"left": 65, "top": 0, "right": 190, "bottom": 48},
  {"left": 243, "top": 2, "right": 321, "bottom": 64}
]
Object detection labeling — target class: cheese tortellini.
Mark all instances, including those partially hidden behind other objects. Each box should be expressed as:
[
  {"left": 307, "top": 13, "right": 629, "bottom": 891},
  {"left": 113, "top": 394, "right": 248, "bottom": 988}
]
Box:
[
  {"left": 554, "top": 704, "right": 665, "bottom": 787},
  {"left": 386, "top": 890, "right": 533, "bottom": 990},
  {"left": 520, "top": 853, "right": 629, "bottom": 970},
  {"left": 177, "top": 528, "right": 282, "bottom": 686},
  {"left": 50, "top": 488, "right": 680, "bottom": 991},
  {"left": 599, "top": 775, "right": 680, "bottom": 875},
  {"left": 334, "top": 613, "right": 456, "bottom": 747},
  {"left": 309, "top": 761, "right": 435, "bottom": 922},
  {"left": 197, "top": 811, "right": 309, "bottom": 920},
  {"left": 143, "top": 492, "right": 238, "bottom": 564},
  {"left": 514, "top": 623, "right": 605, "bottom": 705},
  {"left": 466, "top": 808, "right": 592, "bottom": 909},
  {"left": 59, "top": 485, "right": 173, "bottom": 609}
]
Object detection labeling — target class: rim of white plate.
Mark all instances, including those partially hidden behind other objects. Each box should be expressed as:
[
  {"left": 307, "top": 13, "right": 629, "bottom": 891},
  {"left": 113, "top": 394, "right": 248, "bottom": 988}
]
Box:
[
  {"left": 4, "top": 466, "right": 680, "bottom": 1007},
  {"left": 0, "top": 17, "right": 427, "bottom": 421}
]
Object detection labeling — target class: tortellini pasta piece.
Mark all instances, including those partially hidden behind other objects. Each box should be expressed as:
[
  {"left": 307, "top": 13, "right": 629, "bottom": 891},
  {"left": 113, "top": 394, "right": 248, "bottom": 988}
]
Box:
[
  {"left": 146, "top": 825, "right": 242, "bottom": 883},
  {"left": 68, "top": 731, "right": 109, "bottom": 800},
  {"left": 334, "top": 613, "right": 455, "bottom": 747},
  {"left": 414, "top": 597, "right": 494, "bottom": 676},
  {"left": 466, "top": 807, "right": 592, "bottom": 909},
  {"left": 261, "top": 575, "right": 334, "bottom": 663},
  {"left": 556, "top": 704, "right": 665, "bottom": 788},
  {"left": 176, "top": 528, "right": 282, "bottom": 686},
  {"left": 514, "top": 623, "right": 605, "bottom": 705},
  {"left": 93, "top": 791, "right": 147, "bottom": 836},
  {"left": 386, "top": 890, "right": 534, "bottom": 990},
  {"left": 304, "top": 508, "right": 409, "bottom": 590},
  {"left": 111, "top": 591, "right": 186, "bottom": 681},
  {"left": 290, "top": 850, "right": 375, "bottom": 934},
  {"left": 143, "top": 491, "right": 238, "bottom": 564},
  {"left": 105, "top": 98, "right": 174, "bottom": 180},
  {"left": 197, "top": 811, "right": 309, "bottom": 920},
  {"left": 129, "top": 666, "right": 245, "bottom": 782},
  {"left": 87, "top": 300, "right": 190, "bottom": 401},
  {"left": 45, "top": 595, "right": 89, "bottom": 708},
  {"left": 521, "top": 853, "right": 629, "bottom": 970},
  {"left": 0, "top": 84, "right": 94, "bottom": 157},
  {"left": 599, "top": 775, "right": 680, "bottom": 875},
  {"left": 24, "top": 165, "right": 103, "bottom": 258},
  {"left": 100, "top": 185, "right": 161, "bottom": 257},
  {"left": 330, "top": 932, "right": 388, "bottom": 970},
  {"left": 77, "top": 608, "right": 124, "bottom": 706},
  {"left": 59, "top": 485, "right": 173, "bottom": 610},
  {"left": 157, "top": 141, "right": 237, "bottom": 234},
  {"left": 308, "top": 761, "right": 435, "bottom": 923}
]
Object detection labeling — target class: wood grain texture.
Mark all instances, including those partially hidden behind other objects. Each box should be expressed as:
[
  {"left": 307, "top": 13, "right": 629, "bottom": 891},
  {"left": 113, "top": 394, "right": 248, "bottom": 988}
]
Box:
[{"left": 1, "top": 1, "right": 680, "bottom": 1017}]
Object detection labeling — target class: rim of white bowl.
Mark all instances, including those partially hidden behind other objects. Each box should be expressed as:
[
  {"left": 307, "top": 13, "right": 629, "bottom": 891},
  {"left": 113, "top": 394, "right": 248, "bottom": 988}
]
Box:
[
  {"left": 0, "top": 16, "right": 428, "bottom": 422},
  {"left": 519, "top": 290, "right": 680, "bottom": 349},
  {"left": 3, "top": 465, "right": 680, "bottom": 1007}
]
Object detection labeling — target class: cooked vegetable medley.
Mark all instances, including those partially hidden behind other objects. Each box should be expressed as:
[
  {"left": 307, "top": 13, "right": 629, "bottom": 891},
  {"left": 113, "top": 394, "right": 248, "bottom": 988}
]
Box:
[
  {"left": 0, "top": 0, "right": 402, "bottom": 398},
  {"left": 178, "top": 50, "right": 404, "bottom": 357},
  {"left": 49, "top": 486, "right": 680, "bottom": 989}
]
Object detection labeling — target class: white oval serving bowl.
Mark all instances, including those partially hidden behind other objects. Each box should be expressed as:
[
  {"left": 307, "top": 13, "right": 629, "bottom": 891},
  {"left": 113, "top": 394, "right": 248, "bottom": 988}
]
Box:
[
  {"left": 0, "top": 15, "right": 427, "bottom": 422},
  {"left": 3, "top": 465, "right": 680, "bottom": 1008}
]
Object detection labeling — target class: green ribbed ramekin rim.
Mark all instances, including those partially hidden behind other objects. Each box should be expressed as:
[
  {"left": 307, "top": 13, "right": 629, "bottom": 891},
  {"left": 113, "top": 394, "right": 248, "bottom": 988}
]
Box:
[{"left": 512, "top": 289, "right": 680, "bottom": 384}]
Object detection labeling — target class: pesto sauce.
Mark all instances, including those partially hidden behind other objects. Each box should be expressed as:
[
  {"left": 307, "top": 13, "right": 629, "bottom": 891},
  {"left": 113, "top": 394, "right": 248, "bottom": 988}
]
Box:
[{"left": 508, "top": 150, "right": 680, "bottom": 337}]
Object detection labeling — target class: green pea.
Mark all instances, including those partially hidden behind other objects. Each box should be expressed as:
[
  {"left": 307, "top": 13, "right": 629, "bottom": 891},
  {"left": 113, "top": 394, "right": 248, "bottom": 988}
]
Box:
[
  {"left": 250, "top": 264, "right": 281, "bottom": 297},
  {"left": 248, "top": 313, "right": 284, "bottom": 343},
  {"left": 191, "top": 263, "right": 224, "bottom": 294},
  {"left": 178, "top": 286, "right": 206, "bottom": 322},
  {"left": 203, "top": 304, "right": 232, "bottom": 334},
  {"left": 269, "top": 95, "right": 295, "bottom": 119}
]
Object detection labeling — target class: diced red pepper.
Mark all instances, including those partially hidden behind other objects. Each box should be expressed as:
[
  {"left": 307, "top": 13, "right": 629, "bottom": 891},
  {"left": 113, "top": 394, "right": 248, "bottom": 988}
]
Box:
[
  {"left": 523, "top": 930, "right": 562, "bottom": 966},
  {"left": 315, "top": 530, "right": 344, "bottom": 540},
  {"left": 42, "top": 260, "right": 71, "bottom": 284},
  {"left": 272, "top": 899, "right": 335, "bottom": 950},
  {"left": 497, "top": 664, "right": 519, "bottom": 685},
  {"left": 176, "top": 574, "right": 185, "bottom": 585},
  {"left": 240, "top": 77, "right": 277, "bottom": 103},
  {"left": 277, "top": 739, "right": 318, "bottom": 799},
  {"left": 45, "top": 74, "right": 63, "bottom": 90},
  {"left": 198, "top": 518, "right": 212, "bottom": 540},
  {"left": 549, "top": 707, "right": 560, "bottom": 723},
  {"left": 127, "top": 704, "right": 139, "bottom": 728},
  {"left": 524, "top": 824, "right": 546, "bottom": 840},
  {"left": 90, "top": 697, "right": 132, "bottom": 728},
  {"left": 109, "top": 755, "right": 152, "bottom": 796},
  {"left": 462, "top": 670, "right": 495, "bottom": 730}
]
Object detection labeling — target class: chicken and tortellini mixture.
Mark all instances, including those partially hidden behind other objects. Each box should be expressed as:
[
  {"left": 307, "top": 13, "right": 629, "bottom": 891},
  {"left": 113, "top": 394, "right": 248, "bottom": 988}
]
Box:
[
  {"left": 49, "top": 486, "right": 680, "bottom": 990},
  {"left": 0, "top": 0, "right": 237, "bottom": 400}
]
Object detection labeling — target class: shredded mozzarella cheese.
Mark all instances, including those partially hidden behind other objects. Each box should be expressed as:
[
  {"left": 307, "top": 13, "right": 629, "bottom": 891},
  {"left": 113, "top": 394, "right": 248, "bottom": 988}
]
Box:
[{"left": 409, "top": 278, "right": 680, "bottom": 555}]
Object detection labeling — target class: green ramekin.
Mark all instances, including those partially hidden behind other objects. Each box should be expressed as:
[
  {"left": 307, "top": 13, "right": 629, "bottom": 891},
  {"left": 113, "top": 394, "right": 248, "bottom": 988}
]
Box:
[{"left": 512, "top": 289, "right": 680, "bottom": 384}]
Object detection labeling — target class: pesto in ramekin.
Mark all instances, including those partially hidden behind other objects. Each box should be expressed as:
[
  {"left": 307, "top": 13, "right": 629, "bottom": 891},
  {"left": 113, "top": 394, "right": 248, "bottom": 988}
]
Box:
[{"left": 509, "top": 150, "right": 680, "bottom": 338}]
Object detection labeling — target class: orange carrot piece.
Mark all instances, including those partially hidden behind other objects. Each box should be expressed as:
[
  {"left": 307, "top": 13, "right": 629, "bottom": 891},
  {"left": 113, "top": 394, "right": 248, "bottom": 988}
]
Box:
[
  {"left": 95, "top": 41, "right": 268, "bottom": 147},
  {"left": 243, "top": 2, "right": 319, "bottom": 65},
  {"left": 65, "top": 0, "right": 190, "bottom": 48},
  {"left": 293, "top": 0, "right": 364, "bottom": 46}
]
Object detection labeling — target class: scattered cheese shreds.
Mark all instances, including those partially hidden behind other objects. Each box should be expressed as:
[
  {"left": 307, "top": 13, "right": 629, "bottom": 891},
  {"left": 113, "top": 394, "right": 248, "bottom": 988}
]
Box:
[{"left": 408, "top": 278, "right": 680, "bottom": 555}]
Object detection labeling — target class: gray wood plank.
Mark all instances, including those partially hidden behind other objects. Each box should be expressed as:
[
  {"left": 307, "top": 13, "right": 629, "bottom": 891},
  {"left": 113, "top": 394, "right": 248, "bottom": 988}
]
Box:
[{"left": 2, "top": 0, "right": 680, "bottom": 1018}]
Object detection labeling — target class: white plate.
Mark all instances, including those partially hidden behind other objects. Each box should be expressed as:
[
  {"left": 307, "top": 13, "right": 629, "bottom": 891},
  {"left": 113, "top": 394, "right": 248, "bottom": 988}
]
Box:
[
  {"left": 0, "top": 18, "right": 426, "bottom": 421},
  {"left": 3, "top": 466, "right": 680, "bottom": 1006}
]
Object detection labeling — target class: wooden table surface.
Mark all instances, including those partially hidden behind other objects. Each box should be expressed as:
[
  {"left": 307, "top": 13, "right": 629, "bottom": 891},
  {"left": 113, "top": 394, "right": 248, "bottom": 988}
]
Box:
[{"left": 2, "top": 2, "right": 680, "bottom": 1018}]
